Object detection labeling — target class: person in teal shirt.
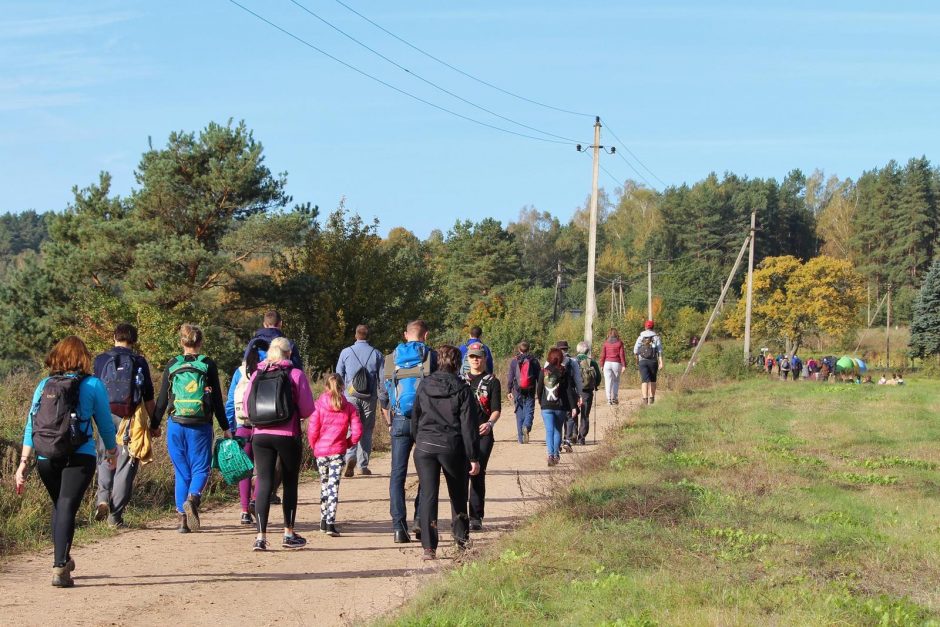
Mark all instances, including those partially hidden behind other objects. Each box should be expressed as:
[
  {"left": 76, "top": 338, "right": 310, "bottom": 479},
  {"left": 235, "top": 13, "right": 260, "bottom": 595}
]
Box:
[{"left": 15, "top": 336, "right": 117, "bottom": 588}]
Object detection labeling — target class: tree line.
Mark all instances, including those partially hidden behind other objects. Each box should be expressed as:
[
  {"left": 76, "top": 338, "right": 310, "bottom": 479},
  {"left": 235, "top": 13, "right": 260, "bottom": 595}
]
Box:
[{"left": 1, "top": 120, "right": 936, "bottom": 374}]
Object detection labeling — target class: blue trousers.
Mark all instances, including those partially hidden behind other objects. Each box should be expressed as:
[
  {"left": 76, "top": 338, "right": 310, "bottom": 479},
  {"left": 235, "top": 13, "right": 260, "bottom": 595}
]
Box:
[
  {"left": 389, "top": 416, "right": 419, "bottom": 532},
  {"left": 167, "top": 421, "right": 213, "bottom": 513},
  {"left": 514, "top": 394, "right": 535, "bottom": 443},
  {"left": 541, "top": 409, "right": 565, "bottom": 457}
]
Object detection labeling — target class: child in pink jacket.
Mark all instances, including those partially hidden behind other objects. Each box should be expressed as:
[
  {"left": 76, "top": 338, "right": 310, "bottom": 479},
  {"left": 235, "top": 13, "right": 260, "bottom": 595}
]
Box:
[{"left": 307, "top": 373, "right": 362, "bottom": 536}]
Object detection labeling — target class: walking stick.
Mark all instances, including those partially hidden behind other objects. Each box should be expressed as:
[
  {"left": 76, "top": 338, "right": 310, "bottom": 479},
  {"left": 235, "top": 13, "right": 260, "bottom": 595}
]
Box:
[{"left": 593, "top": 387, "right": 597, "bottom": 445}]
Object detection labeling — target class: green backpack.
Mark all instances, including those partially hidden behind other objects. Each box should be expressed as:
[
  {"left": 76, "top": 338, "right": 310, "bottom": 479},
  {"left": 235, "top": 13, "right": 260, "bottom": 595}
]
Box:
[{"left": 168, "top": 355, "right": 210, "bottom": 420}]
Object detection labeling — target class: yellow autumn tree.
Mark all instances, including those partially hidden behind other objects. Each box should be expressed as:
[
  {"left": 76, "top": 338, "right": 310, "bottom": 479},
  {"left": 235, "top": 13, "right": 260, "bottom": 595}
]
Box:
[{"left": 724, "top": 255, "right": 864, "bottom": 354}]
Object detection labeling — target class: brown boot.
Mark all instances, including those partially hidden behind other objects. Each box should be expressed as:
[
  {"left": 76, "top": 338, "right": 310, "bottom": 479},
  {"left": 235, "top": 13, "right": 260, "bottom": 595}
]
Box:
[
  {"left": 177, "top": 512, "right": 190, "bottom": 534},
  {"left": 52, "top": 565, "right": 74, "bottom": 588},
  {"left": 183, "top": 495, "right": 201, "bottom": 532}
]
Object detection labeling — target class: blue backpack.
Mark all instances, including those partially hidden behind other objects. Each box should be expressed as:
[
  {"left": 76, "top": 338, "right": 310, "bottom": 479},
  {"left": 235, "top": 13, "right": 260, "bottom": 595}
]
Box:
[{"left": 385, "top": 342, "right": 430, "bottom": 418}]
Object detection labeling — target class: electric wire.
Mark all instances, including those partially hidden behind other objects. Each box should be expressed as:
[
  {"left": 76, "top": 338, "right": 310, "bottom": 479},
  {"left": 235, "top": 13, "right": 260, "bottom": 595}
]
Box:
[
  {"left": 226, "top": 0, "right": 574, "bottom": 145},
  {"left": 287, "top": 0, "right": 585, "bottom": 144},
  {"left": 332, "top": 0, "right": 595, "bottom": 118},
  {"left": 602, "top": 118, "right": 669, "bottom": 189}
]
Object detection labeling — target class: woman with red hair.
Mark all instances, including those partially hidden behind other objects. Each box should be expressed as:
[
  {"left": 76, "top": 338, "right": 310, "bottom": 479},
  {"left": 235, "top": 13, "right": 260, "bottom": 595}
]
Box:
[{"left": 535, "top": 347, "right": 578, "bottom": 466}]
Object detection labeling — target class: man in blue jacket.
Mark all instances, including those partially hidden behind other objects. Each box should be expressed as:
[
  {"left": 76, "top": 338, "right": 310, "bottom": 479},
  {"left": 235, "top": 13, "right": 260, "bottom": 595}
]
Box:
[
  {"left": 244, "top": 310, "right": 303, "bottom": 370},
  {"left": 459, "top": 326, "right": 493, "bottom": 374},
  {"left": 336, "top": 324, "right": 383, "bottom": 477}
]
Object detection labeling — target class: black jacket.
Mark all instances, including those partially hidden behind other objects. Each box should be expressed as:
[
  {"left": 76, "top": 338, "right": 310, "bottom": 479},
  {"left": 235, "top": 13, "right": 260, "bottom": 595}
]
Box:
[
  {"left": 411, "top": 371, "right": 481, "bottom": 462},
  {"left": 535, "top": 363, "right": 578, "bottom": 411}
]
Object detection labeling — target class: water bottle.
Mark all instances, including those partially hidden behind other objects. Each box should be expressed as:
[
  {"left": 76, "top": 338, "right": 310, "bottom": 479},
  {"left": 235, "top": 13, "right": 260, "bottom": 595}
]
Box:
[{"left": 69, "top": 410, "right": 81, "bottom": 446}]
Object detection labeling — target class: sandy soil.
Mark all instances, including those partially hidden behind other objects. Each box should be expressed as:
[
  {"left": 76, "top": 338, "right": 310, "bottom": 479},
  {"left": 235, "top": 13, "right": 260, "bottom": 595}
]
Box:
[{"left": 0, "top": 392, "right": 637, "bottom": 626}]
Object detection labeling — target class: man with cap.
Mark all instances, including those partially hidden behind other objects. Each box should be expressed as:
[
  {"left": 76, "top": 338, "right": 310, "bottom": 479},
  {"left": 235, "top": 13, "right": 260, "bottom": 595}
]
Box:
[
  {"left": 461, "top": 342, "right": 501, "bottom": 530},
  {"left": 554, "top": 340, "right": 582, "bottom": 453},
  {"left": 633, "top": 320, "right": 664, "bottom": 405}
]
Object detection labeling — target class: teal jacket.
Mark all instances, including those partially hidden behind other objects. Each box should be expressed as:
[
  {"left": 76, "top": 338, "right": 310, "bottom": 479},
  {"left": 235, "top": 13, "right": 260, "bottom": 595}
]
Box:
[{"left": 23, "top": 374, "right": 117, "bottom": 458}]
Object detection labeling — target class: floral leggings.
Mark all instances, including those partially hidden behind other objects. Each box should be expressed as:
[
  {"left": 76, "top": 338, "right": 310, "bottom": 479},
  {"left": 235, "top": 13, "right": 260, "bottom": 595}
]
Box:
[{"left": 317, "top": 454, "right": 345, "bottom": 524}]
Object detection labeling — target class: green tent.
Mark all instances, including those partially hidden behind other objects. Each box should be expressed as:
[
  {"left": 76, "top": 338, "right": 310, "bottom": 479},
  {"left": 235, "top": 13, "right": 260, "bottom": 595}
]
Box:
[{"left": 835, "top": 356, "right": 856, "bottom": 374}]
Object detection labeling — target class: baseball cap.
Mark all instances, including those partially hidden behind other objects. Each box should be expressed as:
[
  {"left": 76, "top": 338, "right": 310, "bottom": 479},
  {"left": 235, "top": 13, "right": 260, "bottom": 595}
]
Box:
[
  {"left": 644, "top": 320, "right": 655, "bottom": 329},
  {"left": 467, "top": 343, "right": 485, "bottom": 358}
]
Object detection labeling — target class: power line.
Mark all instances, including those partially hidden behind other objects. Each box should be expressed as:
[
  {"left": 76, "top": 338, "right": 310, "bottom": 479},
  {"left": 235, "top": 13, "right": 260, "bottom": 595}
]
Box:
[
  {"left": 226, "top": 0, "right": 574, "bottom": 145},
  {"left": 601, "top": 118, "right": 669, "bottom": 189},
  {"left": 287, "top": 0, "right": 584, "bottom": 144},
  {"left": 332, "top": 0, "right": 595, "bottom": 118}
]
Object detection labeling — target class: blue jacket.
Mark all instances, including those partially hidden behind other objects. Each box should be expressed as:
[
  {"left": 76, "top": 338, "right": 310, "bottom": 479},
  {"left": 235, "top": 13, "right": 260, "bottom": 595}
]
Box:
[
  {"left": 244, "top": 328, "right": 303, "bottom": 370},
  {"left": 459, "top": 338, "right": 494, "bottom": 374},
  {"left": 336, "top": 340, "right": 383, "bottom": 399},
  {"left": 225, "top": 366, "right": 243, "bottom": 432},
  {"left": 23, "top": 374, "right": 117, "bottom": 459}
]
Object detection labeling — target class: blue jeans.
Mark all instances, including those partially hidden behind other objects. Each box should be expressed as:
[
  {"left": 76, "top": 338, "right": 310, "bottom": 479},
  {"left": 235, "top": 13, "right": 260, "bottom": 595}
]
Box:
[
  {"left": 514, "top": 395, "right": 535, "bottom": 443},
  {"left": 541, "top": 409, "right": 565, "bottom": 456},
  {"left": 167, "top": 421, "right": 213, "bottom": 512},
  {"left": 389, "top": 416, "right": 419, "bottom": 532}
]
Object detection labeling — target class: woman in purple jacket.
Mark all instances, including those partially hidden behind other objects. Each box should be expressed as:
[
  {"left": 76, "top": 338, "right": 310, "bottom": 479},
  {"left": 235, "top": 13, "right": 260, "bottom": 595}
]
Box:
[{"left": 242, "top": 337, "right": 315, "bottom": 551}]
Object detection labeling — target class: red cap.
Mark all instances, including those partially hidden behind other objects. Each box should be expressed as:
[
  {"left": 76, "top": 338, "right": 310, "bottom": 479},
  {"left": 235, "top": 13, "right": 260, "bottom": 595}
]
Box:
[{"left": 644, "top": 320, "right": 655, "bottom": 329}]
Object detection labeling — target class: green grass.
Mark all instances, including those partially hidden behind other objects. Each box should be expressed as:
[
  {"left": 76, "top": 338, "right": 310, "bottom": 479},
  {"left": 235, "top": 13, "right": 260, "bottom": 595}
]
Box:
[{"left": 387, "top": 378, "right": 940, "bottom": 626}]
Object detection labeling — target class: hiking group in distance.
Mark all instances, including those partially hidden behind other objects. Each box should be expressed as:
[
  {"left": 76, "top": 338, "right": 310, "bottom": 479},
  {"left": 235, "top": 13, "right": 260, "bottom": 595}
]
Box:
[{"left": 14, "top": 311, "right": 663, "bottom": 585}]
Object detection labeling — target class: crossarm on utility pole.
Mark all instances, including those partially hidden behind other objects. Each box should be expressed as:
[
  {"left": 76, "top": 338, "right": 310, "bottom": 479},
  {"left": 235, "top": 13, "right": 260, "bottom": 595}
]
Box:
[{"left": 683, "top": 234, "right": 751, "bottom": 377}]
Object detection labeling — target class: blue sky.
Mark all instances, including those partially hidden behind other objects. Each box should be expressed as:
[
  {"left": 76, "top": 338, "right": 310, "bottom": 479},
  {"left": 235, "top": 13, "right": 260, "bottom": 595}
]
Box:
[{"left": 1, "top": 1, "right": 938, "bottom": 237}]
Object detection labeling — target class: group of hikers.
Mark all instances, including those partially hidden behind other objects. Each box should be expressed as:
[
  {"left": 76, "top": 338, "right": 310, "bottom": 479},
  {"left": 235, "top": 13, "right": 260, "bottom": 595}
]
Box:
[{"left": 14, "top": 311, "right": 665, "bottom": 586}]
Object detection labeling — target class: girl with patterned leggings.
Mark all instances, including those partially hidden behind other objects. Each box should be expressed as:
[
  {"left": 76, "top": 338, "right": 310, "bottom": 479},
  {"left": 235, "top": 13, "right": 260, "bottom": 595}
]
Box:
[{"left": 307, "top": 374, "right": 362, "bottom": 536}]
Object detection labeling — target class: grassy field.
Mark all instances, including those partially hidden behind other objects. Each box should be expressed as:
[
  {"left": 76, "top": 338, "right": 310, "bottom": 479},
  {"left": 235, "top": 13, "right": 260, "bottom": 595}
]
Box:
[{"left": 388, "top": 377, "right": 940, "bottom": 626}]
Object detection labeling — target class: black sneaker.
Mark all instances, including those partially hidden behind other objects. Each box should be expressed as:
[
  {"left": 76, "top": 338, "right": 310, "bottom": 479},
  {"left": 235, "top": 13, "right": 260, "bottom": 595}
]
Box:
[
  {"left": 282, "top": 533, "right": 307, "bottom": 549},
  {"left": 326, "top": 524, "right": 340, "bottom": 537},
  {"left": 240, "top": 512, "right": 254, "bottom": 526},
  {"left": 411, "top": 523, "right": 421, "bottom": 541},
  {"left": 320, "top": 518, "right": 328, "bottom": 533},
  {"left": 270, "top": 494, "right": 282, "bottom": 506},
  {"left": 252, "top": 538, "right": 268, "bottom": 551},
  {"left": 469, "top": 519, "right": 483, "bottom": 531},
  {"left": 359, "top": 467, "right": 372, "bottom": 476},
  {"left": 248, "top": 500, "right": 256, "bottom": 515}
]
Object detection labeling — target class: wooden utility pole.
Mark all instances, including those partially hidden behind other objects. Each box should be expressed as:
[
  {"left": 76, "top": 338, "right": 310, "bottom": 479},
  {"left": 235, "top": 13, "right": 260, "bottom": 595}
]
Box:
[
  {"left": 743, "top": 210, "right": 756, "bottom": 365},
  {"left": 618, "top": 278, "right": 625, "bottom": 317},
  {"left": 583, "top": 117, "right": 601, "bottom": 346},
  {"left": 552, "top": 260, "right": 562, "bottom": 322},
  {"left": 886, "top": 283, "right": 892, "bottom": 370},
  {"left": 683, "top": 234, "right": 751, "bottom": 377},
  {"left": 647, "top": 259, "right": 653, "bottom": 320}
]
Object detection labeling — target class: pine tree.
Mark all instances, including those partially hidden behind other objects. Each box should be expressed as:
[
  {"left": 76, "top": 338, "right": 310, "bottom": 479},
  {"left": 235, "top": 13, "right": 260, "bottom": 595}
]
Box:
[
  {"left": 909, "top": 259, "right": 940, "bottom": 358},
  {"left": 895, "top": 156, "right": 937, "bottom": 283}
]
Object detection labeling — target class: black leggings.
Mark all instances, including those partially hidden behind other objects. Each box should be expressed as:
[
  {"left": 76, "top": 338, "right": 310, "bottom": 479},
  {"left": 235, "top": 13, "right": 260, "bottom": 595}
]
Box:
[
  {"left": 252, "top": 434, "right": 301, "bottom": 534},
  {"left": 468, "top": 432, "right": 494, "bottom": 521},
  {"left": 37, "top": 453, "right": 96, "bottom": 567},
  {"left": 414, "top": 445, "right": 470, "bottom": 551}
]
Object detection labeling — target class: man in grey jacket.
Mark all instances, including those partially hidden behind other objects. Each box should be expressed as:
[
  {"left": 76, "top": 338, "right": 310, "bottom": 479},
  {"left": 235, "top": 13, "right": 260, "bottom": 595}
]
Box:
[{"left": 336, "top": 324, "right": 384, "bottom": 477}]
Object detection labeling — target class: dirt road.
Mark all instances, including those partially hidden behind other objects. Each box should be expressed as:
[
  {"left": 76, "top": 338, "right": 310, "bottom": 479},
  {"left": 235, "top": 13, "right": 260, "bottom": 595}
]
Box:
[{"left": 0, "top": 394, "right": 636, "bottom": 626}]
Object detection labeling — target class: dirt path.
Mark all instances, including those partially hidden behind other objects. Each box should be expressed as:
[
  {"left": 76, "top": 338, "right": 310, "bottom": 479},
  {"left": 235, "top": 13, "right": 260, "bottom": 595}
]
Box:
[{"left": 0, "top": 393, "right": 637, "bottom": 626}]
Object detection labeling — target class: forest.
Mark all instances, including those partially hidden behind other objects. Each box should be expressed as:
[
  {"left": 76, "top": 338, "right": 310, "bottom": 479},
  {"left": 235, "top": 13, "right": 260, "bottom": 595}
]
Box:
[{"left": 1, "top": 119, "right": 937, "bottom": 376}]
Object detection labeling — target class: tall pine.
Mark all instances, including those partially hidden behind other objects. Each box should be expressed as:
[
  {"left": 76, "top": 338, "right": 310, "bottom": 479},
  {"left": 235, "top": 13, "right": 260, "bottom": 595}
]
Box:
[
  {"left": 910, "top": 259, "right": 940, "bottom": 358},
  {"left": 895, "top": 156, "right": 937, "bottom": 283}
]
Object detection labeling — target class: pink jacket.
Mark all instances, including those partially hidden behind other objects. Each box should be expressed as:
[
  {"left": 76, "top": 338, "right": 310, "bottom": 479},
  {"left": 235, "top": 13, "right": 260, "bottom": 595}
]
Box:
[
  {"left": 307, "top": 393, "right": 362, "bottom": 458},
  {"left": 600, "top": 338, "right": 627, "bottom": 365},
  {"left": 241, "top": 360, "right": 316, "bottom": 438}
]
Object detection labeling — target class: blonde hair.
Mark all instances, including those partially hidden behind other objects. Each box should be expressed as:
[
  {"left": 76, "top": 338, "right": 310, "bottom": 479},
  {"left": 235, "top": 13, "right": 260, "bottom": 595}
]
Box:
[
  {"left": 266, "top": 337, "right": 292, "bottom": 362},
  {"left": 325, "top": 373, "right": 344, "bottom": 411},
  {"left": 180, "top": 324, "right": 203, "bottom": 349}
]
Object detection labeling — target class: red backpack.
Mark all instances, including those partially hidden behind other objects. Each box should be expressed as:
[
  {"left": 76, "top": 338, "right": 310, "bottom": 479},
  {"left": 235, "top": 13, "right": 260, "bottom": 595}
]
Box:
[{"left": 517, "top": 355, "right": 535, "bottom": 392}]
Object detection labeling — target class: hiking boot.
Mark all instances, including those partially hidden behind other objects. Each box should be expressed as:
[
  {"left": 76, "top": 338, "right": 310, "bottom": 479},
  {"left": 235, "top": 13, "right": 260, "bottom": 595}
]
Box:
[
  {"left": 393, "top": 529, "right": 411, "bottom": 543},
  {"left": 562, "top": 442, "right": 573, "bottom": 454},
  {"left": 177, "top": 513, "right": 190, "bottom": 534},
  {"left": 411, "top": 523, "right": 421, "bottom": 541},
  {"left": 94, "top": 502, "right": 109, "bottom": 522},
  {"left": 547, "top": 456, "right": 555, "bottom": 467},
  {"left": 65, "top": 558, "right": 75, "bottom": 573},
  {"left": 270, "top": 494, "right": 281, "bottom": 505},
  {"left": 422, "top": 548, "right": 436, "bottom": 561},
  {"left": 325, "top": 524, "right": 340, "bottom": 537},
  {"left": 282, "top": 533, "right": 307, "bottom": 549},
  {"left": 320, "top": 518, "right": 328, "bottom": 533},
  {"left": 649, "top": 396, "right": 655, "bottom": 405},
  {"left": 240, "top": 512, "right": 254, "bottom": 526},
  {"left": 252, "top": 538, "right": 268, "bottom": 551},
  {"left": 107, "top": 514, "right": 127, "bottom": 529},
  {"left": 344, "top": 458, "right": 356, "bottom": 478},
  {"left": 51, "top": 565, "right": 74, "bottom": 588},
  {"left": 183, "top": 495, "right": 201, "bottom": 532},
  {"left": 359, "top": 467, "right": 372, "bottom": 476},
  {"left": 469, "top": 519, "right": 483, "bottom": 531}
]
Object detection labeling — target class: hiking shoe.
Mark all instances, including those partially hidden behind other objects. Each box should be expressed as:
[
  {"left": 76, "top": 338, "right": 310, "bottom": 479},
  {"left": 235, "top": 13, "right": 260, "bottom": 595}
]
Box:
[
  {"left": 282, "top": 533, "right": 307, "bottom": 549},
  {"left": 522, "top": 430, "right": 530, "bottom": 444},
  {"left": 422, "top": 548, "right": 436, "bottom": 561},
  {"left": 547, "top": 456, "right": 555, "bottom": 467},
  {"left": 359, "top": 467, "right": 372, "bottom": 476},
  {"left": 183, "top": 495, "right": 201, "bottom": 532},
  {"left": 325, "top": 524, "right": 340, "bottom": 537},
  {"left": 51, "top": 565, "right": 74, "bottom": 588},
  {"left": 107, "top": 514, "right": 127, "bottom": 529},
  {"left": 95, "top": 502, "right": 109, "bottom": 522},
  {"left": 270, "top": 494, "right": 281, "bottom": 505},
  {"left": 177, "top": 513, "right": 190, "bottom": 534},
  {"left": 252, "top": 538, "right": 268, "bottom": 551},
  {"left": 65, "top": 558, "right": 75, "bottom": 573},
  {"left": 469, "top": 519, "right": 483, "bottom": 531},
  {"left": 320, "top": 518, "right": 328, "bottom": 533},
  {"left": 240, "top": 512, "right": 254, "bottom": 526},
  {"left": 411, "top": 523, "right": 421, "bottom": 541},
  {"left": 248, "top": 500, "right": 256, "bottom": 515},
  {"left": 344, "top": 458, "right": 356, "bottom": 478},
  {"left": 562, "top": 442, "right": 573, "bottom": 454}
]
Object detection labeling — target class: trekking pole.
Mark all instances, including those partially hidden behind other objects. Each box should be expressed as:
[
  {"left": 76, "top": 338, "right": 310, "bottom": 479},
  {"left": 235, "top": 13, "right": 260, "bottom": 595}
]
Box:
[{"left": 593, "top": 387, "right": 597, "bottom": 445}]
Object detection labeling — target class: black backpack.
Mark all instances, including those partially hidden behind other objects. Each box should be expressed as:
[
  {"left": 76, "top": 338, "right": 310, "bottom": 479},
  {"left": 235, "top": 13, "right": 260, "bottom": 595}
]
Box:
[
  {"left": 31, "top": 375, "right": 87, "bottom": 458},
  {"left": 99, "top": 350, "right": 141, "bottom": 417},
  {"left": 247, "top": 367, "right": 294, "bottom": 426},
  {"left": 638, "top": 336, "right": 657, "bottom": 360},
  {"left": 346, "top": 349, "right": 375, "bottom": 400}
]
